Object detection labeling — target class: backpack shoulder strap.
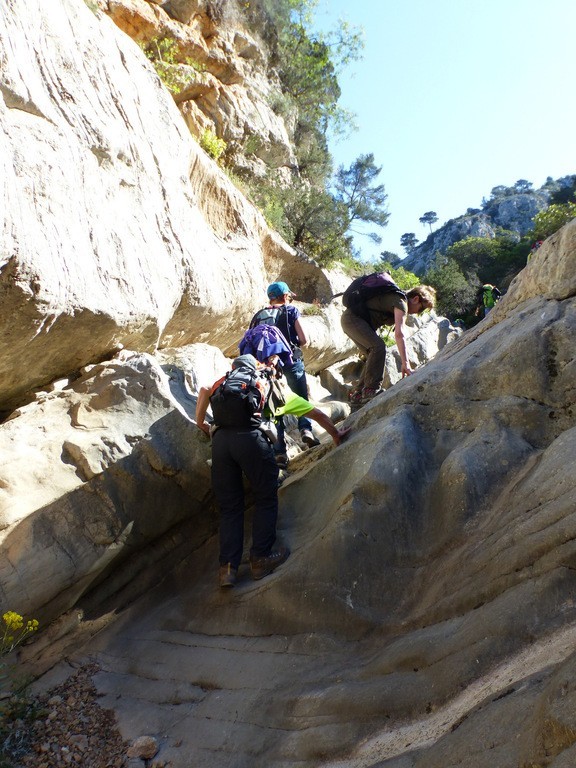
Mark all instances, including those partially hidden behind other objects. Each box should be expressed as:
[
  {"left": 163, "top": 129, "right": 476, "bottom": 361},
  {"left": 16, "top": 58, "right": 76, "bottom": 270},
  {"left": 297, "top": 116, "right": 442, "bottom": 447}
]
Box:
[
  {"left": 249, "top": 305, "right": 281, "bottom": 329},
  {"left": 209, "top": 374, "right": 227, "bottom": 397}
]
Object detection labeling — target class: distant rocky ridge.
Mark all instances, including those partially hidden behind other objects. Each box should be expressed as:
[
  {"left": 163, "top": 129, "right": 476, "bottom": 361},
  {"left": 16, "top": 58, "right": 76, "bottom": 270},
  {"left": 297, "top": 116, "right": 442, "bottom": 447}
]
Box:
[{"left": 402, "top": 176, "right": 576, "bottom": 275}]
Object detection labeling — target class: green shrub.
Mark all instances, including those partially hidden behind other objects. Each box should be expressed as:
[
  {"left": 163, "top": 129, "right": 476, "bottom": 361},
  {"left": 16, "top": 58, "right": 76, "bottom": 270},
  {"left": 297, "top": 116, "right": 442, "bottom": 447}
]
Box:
[
  {"left": 141, "top": 37, "right": 207, "bottom": 95},
  {"left": 267, "top": 90, "right": 294, "bottom": 118},
  {"left": 425, "top": 257, "right": 479, "bottom": 322},
  {"left": 530, "top": 202, "right": 576, "bottom": 240},
  {"left": 301, "top": 301, "right": 323, "bottom": 316},
  {"left": 199, "top": 129, "right": 227, "bottom": 161},
  {"left": 243, "top": 135, "right": 263, "bottom": 156}
]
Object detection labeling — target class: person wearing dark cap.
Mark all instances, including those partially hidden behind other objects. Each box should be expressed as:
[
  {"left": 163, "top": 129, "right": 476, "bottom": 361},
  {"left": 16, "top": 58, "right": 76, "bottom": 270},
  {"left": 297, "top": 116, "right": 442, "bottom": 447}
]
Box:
[
  {"left": 196, "top": 354, "right": 289, "bottom": 588},
  {"left": 249, "top": 280, "right": 319, "bottom": 466},
  {"left": 196, "top": 354, "right": 351, "bottom": 588}
]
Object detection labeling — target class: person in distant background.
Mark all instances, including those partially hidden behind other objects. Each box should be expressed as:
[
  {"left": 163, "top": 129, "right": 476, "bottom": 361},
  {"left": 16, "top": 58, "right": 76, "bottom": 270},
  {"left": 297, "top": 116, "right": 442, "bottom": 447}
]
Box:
[{"left": 480, "top": 283, "right": 501, "bottom": 316}]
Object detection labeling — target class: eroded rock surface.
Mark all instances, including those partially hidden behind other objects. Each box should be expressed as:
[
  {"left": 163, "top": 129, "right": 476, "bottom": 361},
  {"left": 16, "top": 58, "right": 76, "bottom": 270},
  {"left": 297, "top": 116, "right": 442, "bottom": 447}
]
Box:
[
  {"left": 19, "top": 222, "right": 576, "bottom": 768},
  {"left": 3, "top": 0, "right": 576, "bottom": 766},
  {"left": 0, "top": 0, "right": 327, "bottom": 411}
]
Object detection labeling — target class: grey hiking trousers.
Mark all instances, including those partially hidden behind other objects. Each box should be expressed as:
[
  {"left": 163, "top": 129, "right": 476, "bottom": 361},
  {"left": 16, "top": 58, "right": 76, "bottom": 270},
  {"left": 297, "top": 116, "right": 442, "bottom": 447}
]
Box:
[{"left": 341, "top": 308, "right": 387, "bottom": 391}]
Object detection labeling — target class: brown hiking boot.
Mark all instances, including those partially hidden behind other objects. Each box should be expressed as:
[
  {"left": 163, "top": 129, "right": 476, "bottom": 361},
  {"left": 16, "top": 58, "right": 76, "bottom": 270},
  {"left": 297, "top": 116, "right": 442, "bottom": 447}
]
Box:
[
  {"left": 219, "top": 563, "right": 238, "bottom": 588},
  {"left": 250, "top": 547, "right": 290, "bottom": 581},
  {"left": 361, "top": 386, "right": 383, "bottom": 404}
]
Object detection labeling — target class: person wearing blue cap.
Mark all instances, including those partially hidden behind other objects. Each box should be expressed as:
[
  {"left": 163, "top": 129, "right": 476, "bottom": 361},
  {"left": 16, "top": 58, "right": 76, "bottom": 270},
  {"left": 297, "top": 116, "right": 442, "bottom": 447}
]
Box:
[{"left": 249, "top": 280, "right": 319, "bottom": 466}]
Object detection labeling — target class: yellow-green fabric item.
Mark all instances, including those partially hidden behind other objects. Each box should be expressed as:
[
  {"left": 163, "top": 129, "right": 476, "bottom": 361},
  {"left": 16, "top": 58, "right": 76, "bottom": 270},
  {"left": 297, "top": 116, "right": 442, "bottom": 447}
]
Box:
[{"left": 274, "top": 393, "right": 314, "bottom": 419}]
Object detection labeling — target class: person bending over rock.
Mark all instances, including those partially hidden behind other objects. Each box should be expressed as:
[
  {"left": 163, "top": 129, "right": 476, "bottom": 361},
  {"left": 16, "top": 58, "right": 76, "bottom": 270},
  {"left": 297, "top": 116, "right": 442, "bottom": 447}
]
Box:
[{"left": 340, "top": 275, "right": 436, "bottom": 405}]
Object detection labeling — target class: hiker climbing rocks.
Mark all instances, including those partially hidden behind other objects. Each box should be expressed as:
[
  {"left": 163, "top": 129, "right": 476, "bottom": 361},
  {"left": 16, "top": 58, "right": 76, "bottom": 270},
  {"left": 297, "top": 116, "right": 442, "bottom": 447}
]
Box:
[
  {"left": 248, "top": 280, "right": 319, "bottom": 467},
  {"left": 480, "top": 283, "right": 501, "bottom": 316},
  {"left": 528, "top": 240, "right": 543, "bottom": 262},
  {"left": 339, "top": 272, "right": 436, "bottom": 405},
  {"left": 195, "top": 354, "right": 351, "bottom": 588}
]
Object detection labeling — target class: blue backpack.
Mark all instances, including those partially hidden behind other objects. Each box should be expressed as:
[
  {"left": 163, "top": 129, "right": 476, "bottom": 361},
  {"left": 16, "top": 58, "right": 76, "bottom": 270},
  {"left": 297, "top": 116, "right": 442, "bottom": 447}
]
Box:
[
  {"left": 239, "top": 324, "right": 294, "bottom": 367},
  {"left": 249, "top": 304, "right": 296, "bottom": 350}
]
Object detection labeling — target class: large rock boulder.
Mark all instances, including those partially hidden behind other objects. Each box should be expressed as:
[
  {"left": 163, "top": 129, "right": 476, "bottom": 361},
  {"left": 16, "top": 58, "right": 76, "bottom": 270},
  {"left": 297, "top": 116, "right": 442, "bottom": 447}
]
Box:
[
  {"left": 0, "top": 347, "right": 220, "bottom": 622},
  {"left": 18, "top": 222, "right": 576, "bottom": 768},
  {"left": 0, "top": 0, "right": 328, "bottom": 412}
]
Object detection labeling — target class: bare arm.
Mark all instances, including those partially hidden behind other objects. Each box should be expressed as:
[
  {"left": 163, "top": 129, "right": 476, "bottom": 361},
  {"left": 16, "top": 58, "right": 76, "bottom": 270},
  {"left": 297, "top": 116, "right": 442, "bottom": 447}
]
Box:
[
  {"left": 294, "top": 317, "right": 308, "bottom": 347},
  {"left": 195, "top": 385, "right": 213, "bottom": 435},
  {"left": 393, "top": 307, "right": 413, "bottom": 377},
  {"left": 307, "top": 407, "right": 352, "bottom": 446}
]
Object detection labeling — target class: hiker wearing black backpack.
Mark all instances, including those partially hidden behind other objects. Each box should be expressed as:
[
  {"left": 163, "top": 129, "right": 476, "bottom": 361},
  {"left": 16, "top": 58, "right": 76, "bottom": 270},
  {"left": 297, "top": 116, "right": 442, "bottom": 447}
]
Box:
[
  {"left": 195, "top": 354, "right": 351, "bottom": 588},
  {"left": 249, "top": 280, "right": 319, "bottom": 467},
  {"left": 339, "top": 272, "right": 436, "bottom": 406}
]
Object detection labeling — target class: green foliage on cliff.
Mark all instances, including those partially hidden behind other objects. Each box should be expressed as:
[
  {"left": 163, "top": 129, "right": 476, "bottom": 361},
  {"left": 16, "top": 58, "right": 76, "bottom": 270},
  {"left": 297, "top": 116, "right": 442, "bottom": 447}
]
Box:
[
  {"left": 199, "top": 129, "right": 227, "bottom": 162},
  {"left": 425, "top": 257, "right": 480, "bottom": 321},
  {"left": 141, "top": 37, "right": 207, "bottom": 95},
  {"left": 238, "top": 0, "right": 389, "bottom": 266},
  {"left": 531, "top": 202, "right": 576, "bottom": 240}
]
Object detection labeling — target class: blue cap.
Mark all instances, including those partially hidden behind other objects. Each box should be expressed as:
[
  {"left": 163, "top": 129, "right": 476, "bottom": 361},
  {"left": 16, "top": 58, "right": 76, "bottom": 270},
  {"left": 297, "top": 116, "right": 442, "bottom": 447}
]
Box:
[{"left": 267, "top": 281, "right": 295, "bottom": 298}]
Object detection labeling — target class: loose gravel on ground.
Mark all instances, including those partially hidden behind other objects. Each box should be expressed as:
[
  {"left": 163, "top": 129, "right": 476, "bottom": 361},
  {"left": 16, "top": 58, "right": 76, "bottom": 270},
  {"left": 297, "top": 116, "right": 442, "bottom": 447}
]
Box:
[{"left": 1, "top": 663, "right": 132, "bottom": 768}]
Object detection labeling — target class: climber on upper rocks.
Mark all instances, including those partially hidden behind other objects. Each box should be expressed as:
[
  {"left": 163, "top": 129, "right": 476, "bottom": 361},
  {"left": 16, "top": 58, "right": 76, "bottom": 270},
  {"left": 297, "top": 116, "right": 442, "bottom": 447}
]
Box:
[{"left": 338, "top": 273, "right": 436, "bottom": 406}]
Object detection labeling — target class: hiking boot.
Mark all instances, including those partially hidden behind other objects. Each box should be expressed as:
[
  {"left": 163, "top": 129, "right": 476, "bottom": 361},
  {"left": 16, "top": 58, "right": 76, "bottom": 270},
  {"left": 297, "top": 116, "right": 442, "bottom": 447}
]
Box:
[
  {"left": 348, "top": 388, "right": 363, "bottom": 405},
  {"left": 300, "top": 429, "right": 320, "bottom": 447},
  {"left": 361, "top": 386, "right": 383, "bottom": 403},
  {"left": 219, "top": 563, "right": 238, "bottom": 588},
  {"left": 275, "top": 453, "right": 288, "bottom": 469},
  {"left": 250, "top": 547, "right": 290, "bottom": 581}
]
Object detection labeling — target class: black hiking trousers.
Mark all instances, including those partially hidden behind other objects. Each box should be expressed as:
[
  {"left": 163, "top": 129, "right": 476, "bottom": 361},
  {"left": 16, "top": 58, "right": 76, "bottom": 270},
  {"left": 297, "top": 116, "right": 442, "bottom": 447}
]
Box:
[{"left": 211, "top": 427, "right": 279, "bottom": 569}]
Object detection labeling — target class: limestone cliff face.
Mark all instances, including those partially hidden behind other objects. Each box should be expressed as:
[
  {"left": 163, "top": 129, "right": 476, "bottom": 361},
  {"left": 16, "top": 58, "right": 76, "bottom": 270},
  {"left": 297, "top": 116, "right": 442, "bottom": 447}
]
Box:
[
  {"left": 0, "top": 0, "right": 324, "bottom": 411},
  {"left": 5, "top": 3, "right": 576, "bottom": 767},
  {"left": 105, "top": 0, "right": 297, "bottom": 180}
]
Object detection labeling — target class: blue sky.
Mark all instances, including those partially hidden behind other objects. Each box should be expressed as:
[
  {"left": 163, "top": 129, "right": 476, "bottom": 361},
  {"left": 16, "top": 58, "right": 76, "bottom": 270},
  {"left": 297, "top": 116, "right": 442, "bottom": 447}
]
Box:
[{"left": 313, "top": 0, "right": 575, "bottom": 261}]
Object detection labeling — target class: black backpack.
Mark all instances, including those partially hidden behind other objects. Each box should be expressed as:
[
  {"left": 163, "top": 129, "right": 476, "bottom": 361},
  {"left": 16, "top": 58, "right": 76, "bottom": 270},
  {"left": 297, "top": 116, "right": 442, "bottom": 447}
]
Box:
[
  {"left": 210, "top": 366, "right": 271, "bottom": 428},
  {"left": 249, "top": 305, "right": 294, "bottom": 349},
  {"left": 339, "top": 272, "right": 406, "bottom": 322}
]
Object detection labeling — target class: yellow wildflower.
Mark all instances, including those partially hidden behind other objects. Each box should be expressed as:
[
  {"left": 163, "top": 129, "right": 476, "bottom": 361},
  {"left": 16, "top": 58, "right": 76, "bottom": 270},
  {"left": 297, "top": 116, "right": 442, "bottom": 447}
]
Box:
[
  {"left": 1, "top": 610, "right": 40, "bottom": 655},
  {"left": 2, "top": 612, "right": 24, "bottom": 631}
]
